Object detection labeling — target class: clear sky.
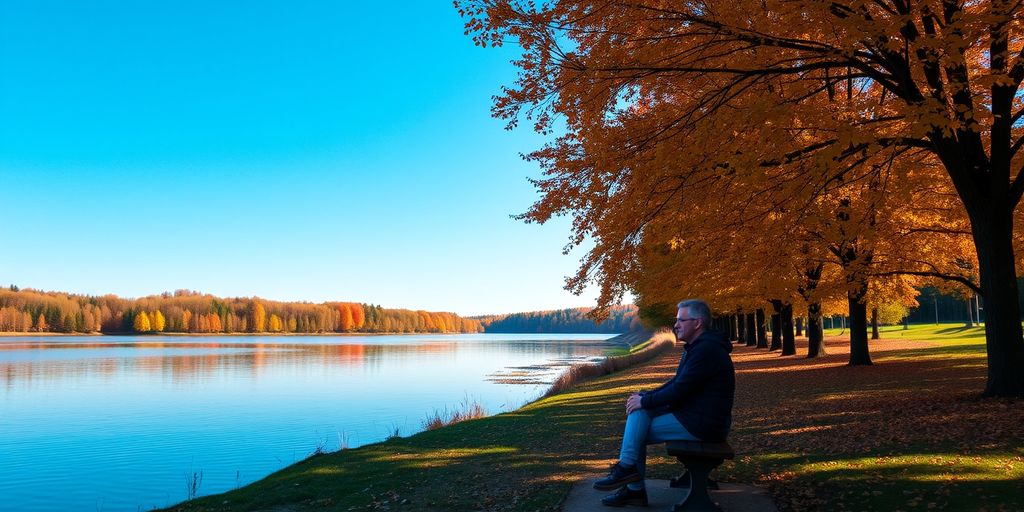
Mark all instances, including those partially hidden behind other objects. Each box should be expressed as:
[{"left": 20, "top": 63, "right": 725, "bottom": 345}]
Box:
[{"left": 0, "top": 1, "right": 601, "bottom": 316}]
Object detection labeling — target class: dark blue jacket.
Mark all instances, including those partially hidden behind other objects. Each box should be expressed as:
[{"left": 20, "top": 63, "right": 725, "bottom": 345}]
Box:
[{"left": 639, "top": 329, "right": 735, "bottom": 442}]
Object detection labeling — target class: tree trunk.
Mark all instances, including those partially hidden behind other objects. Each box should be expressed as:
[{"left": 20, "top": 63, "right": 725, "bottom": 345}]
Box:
[
  {"left": 968, "top": 204, "right": 1024, "bottom": 396},
  {"left": 736, "top": 312, "right": 745, "bottom": 343},
  {"left": 807, "top": 301, "right": 826, "bottom": 358},
  {"left": 847, "top": 283, "right": 872, "bottom": 365},
  {"left": 871, "top": 307, "right": 880, "bottom": 339},
  {"left": 755, "top": 308, "right": 768, "bottom": 348},
  {"left": 795, "top": 316, "right": 803, "bottom": 337},
  {"left": 745, "top": 313, "right": 757, "bottom": 346},
  {"left": 965, "top": 297, "right": 974, "bottom": 327},
  {"left": 781, "top": 303, "right": 796, "bottom": 356},
  {"left": 974, "top": 295, "right": 982, "bottom": 324},
  {"left": 769, "top": 300, "right": 782, "bottom": 351}
]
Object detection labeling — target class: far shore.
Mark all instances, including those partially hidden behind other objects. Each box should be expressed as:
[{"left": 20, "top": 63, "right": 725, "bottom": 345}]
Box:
[
  {"left": 0, "top": 331, "right": 466, "bottom": 335},
  {"left": 0, "top": 331, "right": 628, "bottom": 339}
]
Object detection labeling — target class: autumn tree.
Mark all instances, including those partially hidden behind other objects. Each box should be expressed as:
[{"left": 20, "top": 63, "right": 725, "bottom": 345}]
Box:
[
  {"left": 268, "top": 314, "right": 283, "bottom": 332},
  {"left": 875, "top": 302, "right": 911, "bottom": 326},
  {"left": 152, "top": 310, "right": 166, "bottom": 332},
  {"left": 249, "top": 300, "right": 266, "bottom": 333},
  {"left": 351, "top": 303, "right": 365, "bottom": 329},
  {"left": 34, "top": 313, "right": 47, "bottom": 332},
  {"left": 133, "top": 311, "right": 151, "bottom": 332},
  {"left": 81, "top": 307, "right": 97, "bottom": 332},
  {"left": 208, "top": 312, "right": 223, "bottom": 332},
  {"left": 182, "top": 310, "right": 193, "bottom": 332},
  {"left": 458, "top": 0, "right": 1024, "bottom": 395},
  {"left": 339, "top": 304, "right": 354, "bottom": 331}
]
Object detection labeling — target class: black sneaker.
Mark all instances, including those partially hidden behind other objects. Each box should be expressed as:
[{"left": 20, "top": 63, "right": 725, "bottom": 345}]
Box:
[
  {"left": 601, "top": 486, "right": 648, "bottom": 507},
  {"left": 593, "top": 463, "right": 641, "bottom": 491}
]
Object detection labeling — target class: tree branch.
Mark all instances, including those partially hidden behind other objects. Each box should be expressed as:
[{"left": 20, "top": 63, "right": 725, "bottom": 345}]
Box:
[{"left": 870, "top": 270, "right": 981, "bottom": 295}]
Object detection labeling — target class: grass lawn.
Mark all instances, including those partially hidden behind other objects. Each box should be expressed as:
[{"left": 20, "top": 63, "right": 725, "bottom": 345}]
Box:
[{"left": 164, "top": 324, "right": 1023, "bottom": 512}]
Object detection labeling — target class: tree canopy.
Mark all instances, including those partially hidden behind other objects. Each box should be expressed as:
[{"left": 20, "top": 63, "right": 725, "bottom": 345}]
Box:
[
  {"left": 0, "top": 288, "right": 484, "bottom": 335},
  {"left": 458, "top": 0, "right": 1024, "bottom": 395}
]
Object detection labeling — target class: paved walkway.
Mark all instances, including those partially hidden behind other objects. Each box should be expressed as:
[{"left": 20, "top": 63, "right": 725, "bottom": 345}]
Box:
[{"left": 563, "top": 478, "right": 778, "bottom": 512}]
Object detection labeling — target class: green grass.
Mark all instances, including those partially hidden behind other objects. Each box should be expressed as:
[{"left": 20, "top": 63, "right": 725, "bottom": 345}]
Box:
[
  {"left": 824, "top": 323, "right": 989, "bottom": 344},
  {"left": 603, "top": 336, "right": 658, "bottom": 356},
  {"left": 163, "top": 324, "right": 1022, "bottom": 511}
]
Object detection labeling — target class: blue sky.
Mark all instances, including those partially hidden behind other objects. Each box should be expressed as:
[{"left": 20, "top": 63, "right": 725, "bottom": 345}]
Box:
[{"left": 0, "top": 1, "right": 600, "bottom": 316}]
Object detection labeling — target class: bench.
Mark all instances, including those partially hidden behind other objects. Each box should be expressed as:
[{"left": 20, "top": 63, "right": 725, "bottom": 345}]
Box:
[{"left": 665, "top": 440, "right": 735, "bottom": 512}]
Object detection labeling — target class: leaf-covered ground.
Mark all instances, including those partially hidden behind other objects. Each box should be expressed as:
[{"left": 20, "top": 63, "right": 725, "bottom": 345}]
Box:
[
  {"left": 163, "top": 324, "right": 1022, "bottom": 512},
  {"left": 720, "top": 325, "right": 1023, "bottom": 511}
]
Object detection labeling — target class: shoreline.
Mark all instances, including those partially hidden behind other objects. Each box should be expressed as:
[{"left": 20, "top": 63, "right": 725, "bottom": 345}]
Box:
[
  {"left": 0, "top": 331, "right": 479, "bottom": 338},
  {"left": 0, "top": 330, "right": 628, "bottom": 339},
  {"left": 0, "top": 331, "right": 470, "bottom": 337},
  {"left": 0, "top": 329, "right": 630, "bottom": 346},
  {"left": 603, "top": 329, "right": 655, "bottom": 348}
]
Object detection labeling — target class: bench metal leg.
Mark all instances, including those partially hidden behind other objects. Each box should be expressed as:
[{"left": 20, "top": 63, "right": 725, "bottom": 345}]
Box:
[
  {"left": 669, "top": 470, "right": 719, "bottom": 490},
  {"left": 671, "top": 457, "right": 723, "bottom": 512}
]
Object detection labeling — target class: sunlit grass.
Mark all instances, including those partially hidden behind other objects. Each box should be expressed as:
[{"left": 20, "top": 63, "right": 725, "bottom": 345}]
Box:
[
  {"left": 824, "top": 322, "right": 987, "bottom": 345},
  {"left": 796, "top": 452, "right": 1024, "bottom": 483},
  {"left": 603, "top": 334, "right": 662, "bottom": 356},
  {"left": 764, "top": 450, "right": 1024, "bottom": 511}
]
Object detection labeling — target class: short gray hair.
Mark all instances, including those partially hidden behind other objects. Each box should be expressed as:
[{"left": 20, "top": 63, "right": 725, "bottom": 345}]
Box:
[{"left": 677, "top": 299, "right": 711, "bottom": 323}]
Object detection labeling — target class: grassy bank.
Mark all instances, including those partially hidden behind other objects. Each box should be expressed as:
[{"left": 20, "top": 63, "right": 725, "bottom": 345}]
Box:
[
  {"left": 164, "top": 324, "right": 1022, "bottom": 512},
  {"left": 545, "top": 329, "right": 674, "bottom": 397}
]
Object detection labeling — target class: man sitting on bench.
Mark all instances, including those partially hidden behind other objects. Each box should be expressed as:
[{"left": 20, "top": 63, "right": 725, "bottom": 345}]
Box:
[{"left": 593, "top": 299, "right": 736, "bottom": 507}]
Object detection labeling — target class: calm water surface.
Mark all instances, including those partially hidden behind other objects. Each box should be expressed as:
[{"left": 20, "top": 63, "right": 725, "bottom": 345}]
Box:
[{"left": 0, "top": 333, "right": 613, "bottom": 511}]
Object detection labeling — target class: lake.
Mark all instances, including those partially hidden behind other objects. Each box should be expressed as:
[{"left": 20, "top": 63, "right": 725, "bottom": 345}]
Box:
[{"left": 0, "top": 333, "right": 614, "bottom": 511}]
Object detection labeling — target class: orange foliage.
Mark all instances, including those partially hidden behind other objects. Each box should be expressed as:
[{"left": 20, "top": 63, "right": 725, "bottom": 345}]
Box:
[
  {"left": 0, "top": 288, "right": 481, "bottom": 335},
  {"left": 351, "top": 303, "right": 365, "bottom": 329},
  {"left": 339, "top": 303, "right": 354, "bottom": 331},
  {"left": 457, "top": 0, "right": 1024, "bottom": 393}
]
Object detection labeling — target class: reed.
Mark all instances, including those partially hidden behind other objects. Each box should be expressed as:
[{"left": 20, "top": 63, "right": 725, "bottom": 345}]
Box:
[
  {"left": 312, "top": 437, "right": 327, "bottom": 456},
  {"left": 385, "top": 424, "right": 402, "bottom": 440},
  {"left": 421, "top": 395, "right": 488, "bottom": 431},
  {"left": 184, "top": 470, "right": 203, "bottom": 501}
]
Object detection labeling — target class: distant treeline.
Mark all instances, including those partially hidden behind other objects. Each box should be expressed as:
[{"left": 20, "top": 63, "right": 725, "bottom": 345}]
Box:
[
  {"left": 0, "top": 286, "right": 483, "bottom": 334},
  {"left": 476, "top": 305, "right": 641, "bottom": 333}
]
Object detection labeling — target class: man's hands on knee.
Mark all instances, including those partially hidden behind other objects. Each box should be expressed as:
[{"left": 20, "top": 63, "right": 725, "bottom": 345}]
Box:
[{"left": 626, "top": 393, "right": 643, "bottom": 415}]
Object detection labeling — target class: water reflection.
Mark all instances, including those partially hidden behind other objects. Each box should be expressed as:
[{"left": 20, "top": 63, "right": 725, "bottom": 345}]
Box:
[
  {"left": 0, "top": 337, "right": 609, "bottom": 386},
  {"left": 0, "top": 334, "right": 612, "bottom": 512}
]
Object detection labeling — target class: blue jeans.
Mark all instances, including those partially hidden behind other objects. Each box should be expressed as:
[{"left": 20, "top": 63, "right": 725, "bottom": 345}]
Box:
[{"left": 618, "top": 410, "right": 699, "bottom": 489}]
